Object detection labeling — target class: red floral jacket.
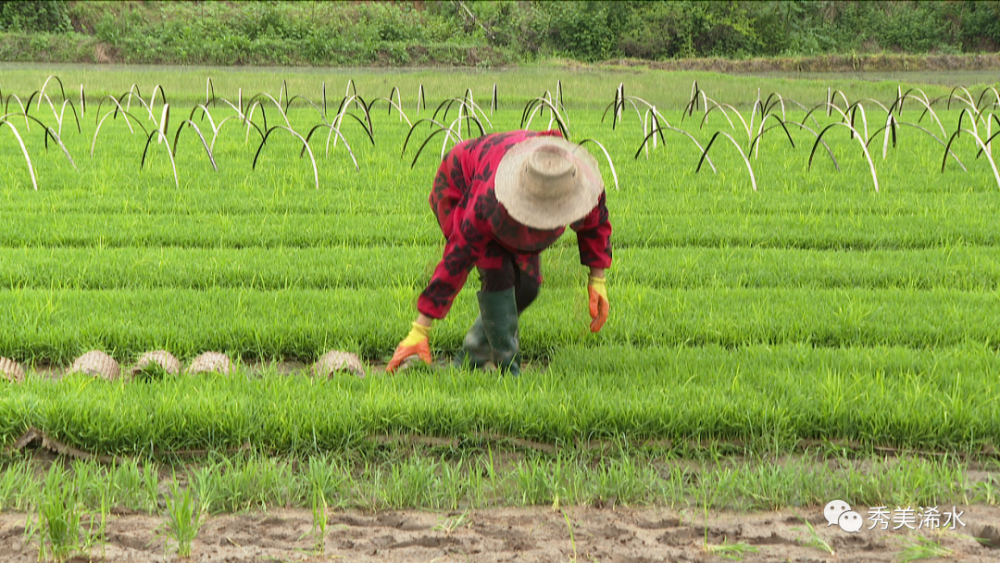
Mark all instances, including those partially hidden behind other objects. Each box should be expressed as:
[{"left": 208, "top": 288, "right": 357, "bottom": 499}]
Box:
[{"left": 417, "top": 130, "right": 612, "bottom": 319}]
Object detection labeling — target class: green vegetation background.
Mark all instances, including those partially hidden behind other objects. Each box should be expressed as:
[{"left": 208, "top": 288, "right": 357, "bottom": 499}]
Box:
[{"left": 1, "top": 1, "right": 999, "bottom": 67}]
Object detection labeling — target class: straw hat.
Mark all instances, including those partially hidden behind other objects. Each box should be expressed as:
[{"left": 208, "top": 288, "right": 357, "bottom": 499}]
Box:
[{"left": 494, "top": 136, "right": 603, "bottom": 230}]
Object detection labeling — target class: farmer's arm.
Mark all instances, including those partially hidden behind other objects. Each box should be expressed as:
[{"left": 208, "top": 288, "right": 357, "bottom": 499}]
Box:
[
  {"left": 387, "top": 209, "right": 488, "bottom": 372},
  {"left": 572, "top": 191, "right": 612, "bottom": 269},
  {"left": 386, "top": 231, "right": 485, "bottom": 372},
  {"left": 571, "top": 191, "right": 612, "bottom": 332},
  {"left": 415, "top": 217, "right": 487, "bottom": 320},
  {"left": 412, "top": 143, "right": 473, "bottom": 329}
]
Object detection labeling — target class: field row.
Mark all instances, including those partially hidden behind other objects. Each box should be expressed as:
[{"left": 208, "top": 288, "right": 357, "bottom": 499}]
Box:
[
  {"left": 0, "top": 451, "right": 987, "bottom": 514},
  {"left": 2, "top": 245, "right": 1000, "bottom": 291},
  {"left": 2, "top": 104, "right": 997, "bottom": 192},
  {"left": 4, "top": 286, "right": 1000, "bottom": 362},
  {"left": 4, "top": 188, "right": 1000, "bottom": 215},
  {"left": 3, "top": 343, "right": 1000, "bottom": 453},
  {"left": 2, "top": 66, "right": 992, "bottom": 109},
  {"left": 4, "top": 211, "right": 1000, "bottom": 249}
]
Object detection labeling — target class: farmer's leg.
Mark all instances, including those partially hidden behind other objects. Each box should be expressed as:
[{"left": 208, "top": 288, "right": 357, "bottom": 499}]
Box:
[
  {"left": 513, "top": 253, "right": 541, "bottom": 314},
  {"left": 453, "top": 246, "right": 514, "bottom": 369},
  {"left": 478, "top": 247, "right": 520, "bottom": 375},
  {"left": 455, "top": 247, "right": 520, "bottom": 374}
]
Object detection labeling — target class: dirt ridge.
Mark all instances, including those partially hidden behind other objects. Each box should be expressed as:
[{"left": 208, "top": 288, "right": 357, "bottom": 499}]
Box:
[{"left": 603, "top": 53, "right": 1000, "bottom": 74}]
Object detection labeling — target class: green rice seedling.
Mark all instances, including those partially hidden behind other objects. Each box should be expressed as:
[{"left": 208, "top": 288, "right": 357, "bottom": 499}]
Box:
[
  {"left": 730, "top": 463, "right": 796, "bottom": 511},
  {"left": 972, "top": 474, "right": 998, "bottom": 505},
  {"left": 0, "top": 451, "right": 994, "bottom": 519},
  {"left": 560, "top": 509, "right": 578, "bottom": 562},
  {"left": 698, "top": 481, "right": 759, "bottom": 560},
  {"left": 80, "top": 493, "right": 109, "bottom": 560},
  {"left": 161, "top": 481, "right": 203, "bottom": 559},
  {"left": 70, "top": 459, "right": 108, "bottom": 508},
  {"left": 704, "top": 539, "right": 760, "bottom": 561},
  {"left": 108, "top": 458, "right": 154, "bottom": 512},
  {"left": 380, "top": 456, "right": 441, "bottom": 508},
  {"left": 559, "top": 509, "right": 577, "bottom": 563},
  {"left": 193, "top": 455, "right": 300, "bottom": 512},
  {"left": 439, "top": 459, "right": 470, "bottom": 510},
  {"left": 0, "top": 458, "right": 38, "bottom": 511},
  {"left": 479, "top": 446, "right": 500, "bottom": 506},
  {"left": 793, "top": 515, "right": 835, "bottom": 556},
  {"left": 6, "top": 340, "right": 1000, "bottom": 455},
  {"left": 304, "top": 453, "right": 348, "bottom": 507},
  {"left": 142, "top": 462, "right": 160, "bottom": 511},
  {"left": 6, "top": 71, "right": 1000, "bottom": 507},
  {"left": 303, "top": 488, "right": 327, "bottom": 556},
  {"left": 188, "top": 465, "right": 220, "bottom": 514},
  {"left": 591, "top": 456, "right": 650, "bottom": 506},
  {"left": 433, "top": 510, "right": 469, "bottom": 535},
  {"left": 252, "top": 126, "right": 320, "bottom": 189},
  {"left": 466, "top": 456, "right": 487, "bottom": 507},
  {"left": 515, "top": 455, "right": 567, "bottom": 507},
  {"left": 896, "top": 535, "right": 952, "bottom": 562},
  {"left": 35, "top": 464, "right": 82, "bottom": 562}
]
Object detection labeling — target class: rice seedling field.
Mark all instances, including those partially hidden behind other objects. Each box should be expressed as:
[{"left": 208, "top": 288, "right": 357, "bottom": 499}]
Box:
[
  {"left": 2, "top": 66, "right": 1000, "bottom": 448},
  {"left": 1, "top": 67, "right": 1000, "bottom": 561}
]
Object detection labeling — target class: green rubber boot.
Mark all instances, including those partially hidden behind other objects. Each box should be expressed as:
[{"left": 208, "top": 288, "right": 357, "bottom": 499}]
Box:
[
  {"left": 478, "top": 288, "right": 521, "bottom": 376},
  {"left": 452, "top": 316, "right": 492, "bottom": 369}
]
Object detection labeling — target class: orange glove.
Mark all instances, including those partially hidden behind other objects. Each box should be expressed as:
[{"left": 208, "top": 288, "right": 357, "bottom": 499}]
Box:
[
  {"left": 386, "top": 322, "right": 433, "bottom": 373},
  {"left": 588, "top": 275, "right": 608, "bottom": 332}
]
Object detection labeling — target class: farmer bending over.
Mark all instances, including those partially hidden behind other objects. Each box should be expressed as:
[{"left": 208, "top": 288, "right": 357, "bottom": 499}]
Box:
[{"left": 387, "top": 130, "right": 612, "bottom": 375}]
